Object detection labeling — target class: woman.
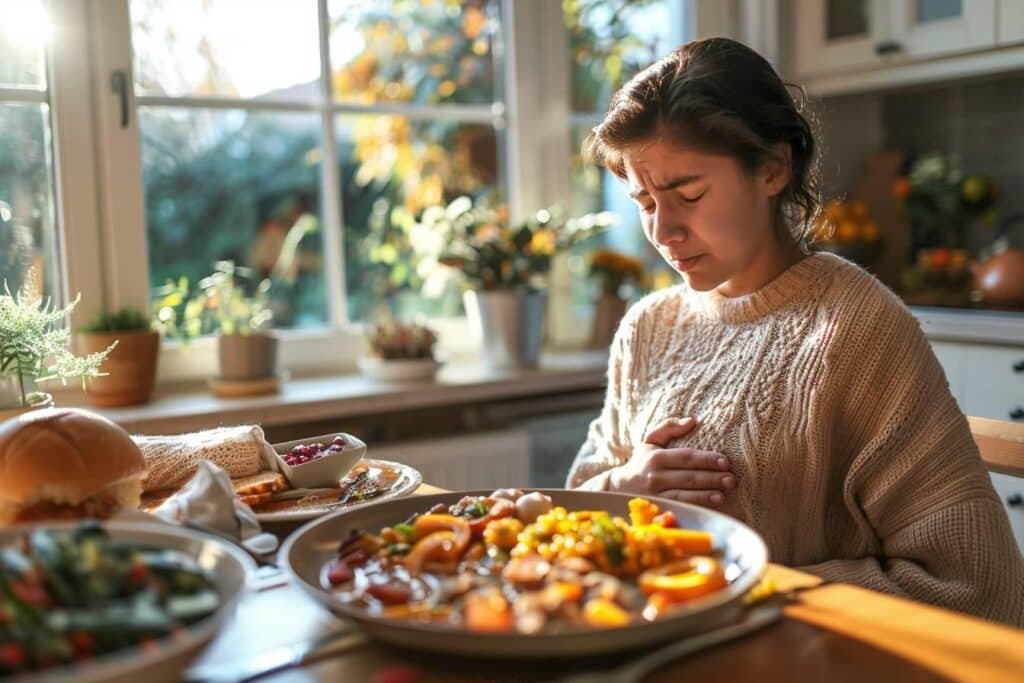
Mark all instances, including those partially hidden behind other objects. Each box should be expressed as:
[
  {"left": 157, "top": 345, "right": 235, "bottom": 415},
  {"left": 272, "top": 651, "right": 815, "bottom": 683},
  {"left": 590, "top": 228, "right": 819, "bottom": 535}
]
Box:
[{"left": 567, "top": 37, "right": 1023, "bottom": 626}]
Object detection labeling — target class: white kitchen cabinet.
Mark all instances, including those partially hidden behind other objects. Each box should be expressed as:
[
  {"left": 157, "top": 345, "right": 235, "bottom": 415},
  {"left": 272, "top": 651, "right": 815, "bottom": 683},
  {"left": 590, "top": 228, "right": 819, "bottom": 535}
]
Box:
[
  {"left": 930, "top": 339, "right": 1024, "bottom": 552},
  {"left": 795, "top": 0, "right": 886, "bottom": 77},
  {"left": 791, "top": 0, "right": 1006, "bottom": 90},
  {"left": 888, "top": 0, "right": 997, "bottom": 59},
  {"left": 1000, "top": 0, "right": 1024, "bottom": 44}
]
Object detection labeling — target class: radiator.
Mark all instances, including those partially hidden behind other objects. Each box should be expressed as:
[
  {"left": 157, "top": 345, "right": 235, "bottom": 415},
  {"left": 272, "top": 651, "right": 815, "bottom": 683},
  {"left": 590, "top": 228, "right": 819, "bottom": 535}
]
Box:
[{"left": 366, "top": 428, "right": 531, "bottom": 491}]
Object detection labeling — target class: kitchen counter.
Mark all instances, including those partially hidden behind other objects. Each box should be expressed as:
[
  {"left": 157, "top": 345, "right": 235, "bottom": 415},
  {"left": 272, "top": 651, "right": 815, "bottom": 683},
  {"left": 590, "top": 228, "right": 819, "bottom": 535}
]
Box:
[
  {"left": 78, "top": 351, "right": 609, "bottom": 435},
  {"left": 913, "top": 307, "right": 1024, "bottom": 345}
]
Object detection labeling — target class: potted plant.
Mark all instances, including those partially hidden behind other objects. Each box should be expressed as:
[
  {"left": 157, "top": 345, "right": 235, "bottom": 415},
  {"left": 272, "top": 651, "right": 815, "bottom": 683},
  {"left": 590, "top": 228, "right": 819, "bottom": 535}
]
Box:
[
  {"left": 586, "top": 249, "right": 645, "bottom": 348},
  {"left": 357, "top": 312, "right": 440, "bottom": 381},
  {"left": 74, "top": 308, "right": 160, "bottom": 407},
  {"left": 0, "top": 278, "right": 113, "bottom": 419},
  {"left": 198, "top": 261, "right": 277, "bottom": 383},
  {"left": 412, "top": 196, "right": 614, "bottom": 369}
]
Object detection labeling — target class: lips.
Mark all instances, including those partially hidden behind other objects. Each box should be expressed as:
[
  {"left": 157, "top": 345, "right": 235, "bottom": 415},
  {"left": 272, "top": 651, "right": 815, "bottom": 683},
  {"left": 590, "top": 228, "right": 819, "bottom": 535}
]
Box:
[{"left": 669, "top": 254, "right": 704, "bottom": 272}]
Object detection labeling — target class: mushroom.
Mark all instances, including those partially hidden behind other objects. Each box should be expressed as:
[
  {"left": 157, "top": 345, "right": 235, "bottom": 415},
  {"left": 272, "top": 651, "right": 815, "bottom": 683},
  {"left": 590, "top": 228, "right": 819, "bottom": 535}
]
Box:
[{"left": 515, "top": 492, "right": 553, "bottom": 523}]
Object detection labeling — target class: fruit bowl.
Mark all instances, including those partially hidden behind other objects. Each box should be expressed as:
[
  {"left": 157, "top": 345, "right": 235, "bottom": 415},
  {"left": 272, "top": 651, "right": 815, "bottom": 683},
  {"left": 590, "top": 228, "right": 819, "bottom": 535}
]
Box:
[{"left": 272, "top": 432, "right": 366, "bottom": 489}]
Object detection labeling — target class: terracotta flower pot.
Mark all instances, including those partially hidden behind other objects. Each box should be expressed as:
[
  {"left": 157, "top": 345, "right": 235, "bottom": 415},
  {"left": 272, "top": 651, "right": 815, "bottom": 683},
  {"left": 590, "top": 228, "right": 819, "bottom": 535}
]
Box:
[
  {"left": 589, "top": 295, "right": 628, "bottom": 349},
  {"left": 74, "top": 330, "right": 160, "bottom": 407},
  {"left": 217, "top": 332, "right": 278, "bottom": 381}
]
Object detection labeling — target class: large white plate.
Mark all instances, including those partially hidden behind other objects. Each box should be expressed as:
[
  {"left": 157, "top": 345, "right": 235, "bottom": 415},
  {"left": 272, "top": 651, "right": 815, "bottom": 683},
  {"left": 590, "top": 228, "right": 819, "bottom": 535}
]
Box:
[
  {"left": 1, "top": 520, "right": 253, "bottom": 683},
  {"left": 253, "top": 458, "right": 422, "bottom": 523},
  {"left": 280, "top": 489, "right": 768, "bottom": 659}
]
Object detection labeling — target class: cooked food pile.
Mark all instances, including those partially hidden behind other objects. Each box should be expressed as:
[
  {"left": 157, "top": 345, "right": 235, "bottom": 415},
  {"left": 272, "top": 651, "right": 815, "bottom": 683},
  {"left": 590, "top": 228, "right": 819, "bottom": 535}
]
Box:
[
  {"left": 323, "top": 490, "right": 729, "bottom": 633},
  {"left": 0, "top": 522, "right": 220, "bottom": 674}
]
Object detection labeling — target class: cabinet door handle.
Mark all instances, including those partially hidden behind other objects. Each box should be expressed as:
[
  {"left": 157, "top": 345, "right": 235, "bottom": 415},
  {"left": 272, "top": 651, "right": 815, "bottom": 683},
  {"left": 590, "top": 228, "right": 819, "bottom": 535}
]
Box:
[
  {"left": 1011, "top": 407, "right": 1024, "bottom": 421},
  {"left": 1014, "top": 360, "right": 1024, "bottom": 373},
  {"left": 874, "top": 40, "right": 903, "bottom": 56},
  {"left": 1008, "top": 493, "right": 1023, "bottom": 508}
]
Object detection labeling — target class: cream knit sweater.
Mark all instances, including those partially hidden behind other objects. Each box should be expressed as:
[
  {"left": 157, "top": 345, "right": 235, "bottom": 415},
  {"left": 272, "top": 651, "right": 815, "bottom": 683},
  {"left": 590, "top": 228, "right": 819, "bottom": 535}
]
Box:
[{"left": 568, "top": 252, "right": 1024, "bottom": 626}]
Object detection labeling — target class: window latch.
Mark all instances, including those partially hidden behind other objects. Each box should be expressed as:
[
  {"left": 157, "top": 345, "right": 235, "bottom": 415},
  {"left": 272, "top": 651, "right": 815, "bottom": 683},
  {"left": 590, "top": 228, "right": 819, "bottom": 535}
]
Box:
[{"left": 110, "top": 70, "right": 129, "bottom": 129}]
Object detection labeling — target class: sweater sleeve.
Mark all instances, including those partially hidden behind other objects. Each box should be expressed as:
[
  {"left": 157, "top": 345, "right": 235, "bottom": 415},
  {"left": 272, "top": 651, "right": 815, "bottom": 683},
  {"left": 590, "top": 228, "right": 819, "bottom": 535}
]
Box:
[
  {"left": 565, "top": 303, "right": 641, "bottom": 491},
  {"left": 798, "top": 289, "right": 1024, "bottom": 626}
]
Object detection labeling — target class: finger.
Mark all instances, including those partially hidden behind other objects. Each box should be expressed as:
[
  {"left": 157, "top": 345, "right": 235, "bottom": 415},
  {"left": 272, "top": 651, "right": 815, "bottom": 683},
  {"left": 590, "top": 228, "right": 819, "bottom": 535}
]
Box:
[
  {"left": 650, "top": 470, "right": 736, "bottom": 492},
  {"left": 644, "top": 417, "right": 698, "bottom": 447},
  {"left": 658, "top": 489, "right": 728, "bottom": 507},
  {"left": 651, "top": 448, "right": 731, "bottom": 471}
]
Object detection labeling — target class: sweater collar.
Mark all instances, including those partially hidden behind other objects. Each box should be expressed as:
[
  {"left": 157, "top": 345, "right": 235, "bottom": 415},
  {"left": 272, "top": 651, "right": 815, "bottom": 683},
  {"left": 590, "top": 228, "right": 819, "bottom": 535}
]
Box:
[{"left": 690, "top": 252, "right": 838, "bottom": 323}]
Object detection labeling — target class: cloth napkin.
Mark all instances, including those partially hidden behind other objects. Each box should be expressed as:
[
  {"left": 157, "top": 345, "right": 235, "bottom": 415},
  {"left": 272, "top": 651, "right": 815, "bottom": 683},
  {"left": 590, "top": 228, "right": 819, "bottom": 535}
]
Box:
[
  {"left": 134, "top": 425, "right": 280, "bottom": 492},
  {"left": 150, "top": 460, "right": 278, "bottom": 556}
]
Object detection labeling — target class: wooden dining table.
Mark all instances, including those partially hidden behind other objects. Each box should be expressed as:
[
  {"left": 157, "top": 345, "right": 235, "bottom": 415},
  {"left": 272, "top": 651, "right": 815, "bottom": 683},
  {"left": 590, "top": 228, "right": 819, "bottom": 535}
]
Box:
[{"left": 191, "top": 484, "right": 1024, "bottom": 682}]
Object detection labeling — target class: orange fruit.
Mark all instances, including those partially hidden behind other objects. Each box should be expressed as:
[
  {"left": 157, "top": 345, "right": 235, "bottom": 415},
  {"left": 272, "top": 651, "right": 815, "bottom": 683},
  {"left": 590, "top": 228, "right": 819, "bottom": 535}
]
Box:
[
  {"left": 859, "top": 220, "right": 880, "bottom": 242},
  {"left": 849, "top": 200, "right": 870, "bottom": 220},
  {"left": 835, "top": 220, "right": 860, "bottom": 244}
]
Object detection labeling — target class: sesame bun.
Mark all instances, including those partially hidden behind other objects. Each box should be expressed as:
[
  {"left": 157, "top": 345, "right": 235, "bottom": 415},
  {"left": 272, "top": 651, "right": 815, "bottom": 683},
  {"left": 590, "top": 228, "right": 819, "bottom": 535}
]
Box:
[{"left": 0, "top": 408, "right": 146, "bottom": 523}]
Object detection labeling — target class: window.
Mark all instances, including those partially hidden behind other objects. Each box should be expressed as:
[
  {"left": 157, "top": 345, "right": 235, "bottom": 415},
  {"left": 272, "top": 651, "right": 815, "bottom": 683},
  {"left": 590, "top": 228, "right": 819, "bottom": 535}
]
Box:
[
  {"left": 15, "top": 0, "right": 689, "bottom": 380},
  {"left": 0, "top": 1, "right": 60, "bottom": 303},
  {"left": 128, "top": 0, "right": 503, "bottom": 328}
]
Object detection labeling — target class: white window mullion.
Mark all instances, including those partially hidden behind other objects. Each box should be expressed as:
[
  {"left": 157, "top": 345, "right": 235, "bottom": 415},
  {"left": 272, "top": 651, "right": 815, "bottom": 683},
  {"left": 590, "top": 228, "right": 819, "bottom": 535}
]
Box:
[
  {"left": 46, "top": 0, "right": 103, "bottom": 325},
  {"left": 317, "top": 0, "right": 348, "bottom": 326},
  {"left": 87, "top": 0, "right": 151, "bottom": 314},
  {"left": 0, "top": 88, "right": 47, "bottom": 103}
]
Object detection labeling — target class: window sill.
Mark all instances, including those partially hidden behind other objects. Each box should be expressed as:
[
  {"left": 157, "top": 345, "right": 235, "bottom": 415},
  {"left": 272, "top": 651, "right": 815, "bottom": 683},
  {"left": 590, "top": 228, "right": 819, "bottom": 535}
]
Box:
[{"left": 57, "top": 349, "right": 609, "bottom": 435}]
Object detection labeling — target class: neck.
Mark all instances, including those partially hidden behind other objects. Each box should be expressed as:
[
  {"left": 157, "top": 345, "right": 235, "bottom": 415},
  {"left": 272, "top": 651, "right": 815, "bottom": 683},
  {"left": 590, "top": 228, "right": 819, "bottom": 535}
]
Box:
[{"left": 716, "top": 237, "right": 804, "bottom": 298}]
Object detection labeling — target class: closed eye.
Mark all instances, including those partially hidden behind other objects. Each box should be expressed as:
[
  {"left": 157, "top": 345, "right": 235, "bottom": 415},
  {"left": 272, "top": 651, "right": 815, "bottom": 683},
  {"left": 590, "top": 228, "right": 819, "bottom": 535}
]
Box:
[{"left": 679, "top": 188, "right": 707, "bottom": 203}]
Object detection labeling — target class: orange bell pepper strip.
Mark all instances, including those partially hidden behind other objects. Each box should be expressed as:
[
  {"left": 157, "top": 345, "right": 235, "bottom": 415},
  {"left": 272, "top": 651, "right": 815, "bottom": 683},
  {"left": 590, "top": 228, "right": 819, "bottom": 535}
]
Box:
[
  {"left": 638, "top": 557, "right": 727, "bottom": 602},
  {"left": 405, "top": 515, "right": 471, "bottom": 574},
  {"left": 631, "top": 525, "right": 714, "bottom": 555}
]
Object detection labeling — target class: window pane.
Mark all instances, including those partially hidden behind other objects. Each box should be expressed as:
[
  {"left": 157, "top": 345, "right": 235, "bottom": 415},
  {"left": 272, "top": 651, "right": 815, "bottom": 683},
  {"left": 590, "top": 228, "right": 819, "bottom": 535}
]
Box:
[
  {"left": 130, "top": 0, "right": 322, "bottom": 101},
  {"left": 0, "top": 1, "right": 47, "bottom": 89},
  {"left": 139, "top": 108, "right": 328, "bottom": 329},
  {"left": 338, "top": 115, "right": 500, "bottom": 321},
  {"left": 566, "top": 0, "right": 676, "bottom": 113},
  {"left": 0, "top": 103, "right": 59, "bottom": 300},
  {"left": 916, "top": 0, "right": 962, "bottom": 24},
  {"left": 826, "top": 0, "right": 870, "bottom": 40},
  {"left": 328, "top": 0, "right": 498, "bottom": 105}
]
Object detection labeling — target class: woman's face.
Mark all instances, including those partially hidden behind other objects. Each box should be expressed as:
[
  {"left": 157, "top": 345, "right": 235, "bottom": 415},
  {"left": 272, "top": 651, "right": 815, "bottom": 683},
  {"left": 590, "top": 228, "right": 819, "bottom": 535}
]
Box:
[{"left": 621, "top": 138, "right": 790, "bottom": 296}]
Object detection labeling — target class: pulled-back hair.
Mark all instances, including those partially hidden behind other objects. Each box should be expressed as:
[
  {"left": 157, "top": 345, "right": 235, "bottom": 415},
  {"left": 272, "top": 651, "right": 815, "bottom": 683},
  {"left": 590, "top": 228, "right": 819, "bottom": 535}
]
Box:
[{"left": 586, "top": 37, "right": 821, "bottom": 245}]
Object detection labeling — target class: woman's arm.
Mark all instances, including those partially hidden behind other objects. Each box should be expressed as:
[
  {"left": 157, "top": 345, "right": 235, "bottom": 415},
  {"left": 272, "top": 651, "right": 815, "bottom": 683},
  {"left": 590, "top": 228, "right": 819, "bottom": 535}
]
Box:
[
  {"left": 566, "top": 304, "right": 641, "bottom": 490},
  {"left": 801, "top": 293, "right": 1024, "bottom": 626}
]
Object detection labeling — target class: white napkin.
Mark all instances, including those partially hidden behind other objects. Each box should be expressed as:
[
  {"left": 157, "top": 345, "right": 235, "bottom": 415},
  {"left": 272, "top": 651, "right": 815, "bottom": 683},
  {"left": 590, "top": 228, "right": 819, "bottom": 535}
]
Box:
[{"left": 151, "top": 460, "right": 278, "bottom": 556}]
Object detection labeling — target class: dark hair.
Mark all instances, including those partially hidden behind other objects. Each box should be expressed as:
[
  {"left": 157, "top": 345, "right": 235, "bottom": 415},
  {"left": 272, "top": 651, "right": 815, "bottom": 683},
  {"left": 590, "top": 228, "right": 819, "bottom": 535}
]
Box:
[{"left": 586, "top": 37, "right": 821, "bottom": 246}]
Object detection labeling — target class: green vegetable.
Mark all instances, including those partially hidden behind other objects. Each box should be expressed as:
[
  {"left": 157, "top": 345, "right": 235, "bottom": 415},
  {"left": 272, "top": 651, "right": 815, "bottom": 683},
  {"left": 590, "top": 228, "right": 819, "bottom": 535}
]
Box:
[
  {"left": 393, "top": 523, "right": 415, "bottom": 540},
  {"left": 384, "top": 543, "right": 411, "bottom": 556}
]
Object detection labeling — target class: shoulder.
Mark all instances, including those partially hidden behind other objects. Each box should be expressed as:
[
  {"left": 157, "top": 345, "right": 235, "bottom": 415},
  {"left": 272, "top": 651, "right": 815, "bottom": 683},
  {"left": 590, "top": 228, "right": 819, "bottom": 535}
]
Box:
[{"left": 814, "top": 252, "right": 920, "bottom": 335}]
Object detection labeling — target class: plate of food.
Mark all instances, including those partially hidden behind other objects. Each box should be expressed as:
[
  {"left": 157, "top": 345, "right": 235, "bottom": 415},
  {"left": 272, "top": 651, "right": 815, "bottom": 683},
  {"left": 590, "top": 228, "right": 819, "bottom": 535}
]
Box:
[
  {"left": 0, "top": 519, "right": 253, "bottom": 682},
  {"left": 279, "top": 488, "right": 767, "bottom": 658},
  {"left": 249, "top": 458, "right": 422, "bottom": 523}
]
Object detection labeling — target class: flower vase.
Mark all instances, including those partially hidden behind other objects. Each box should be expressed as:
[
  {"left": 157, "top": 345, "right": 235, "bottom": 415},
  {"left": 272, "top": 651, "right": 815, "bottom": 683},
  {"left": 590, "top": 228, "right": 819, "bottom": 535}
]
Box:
[
  {"left": 589, "top": 295, "right": 628, "bottom": 349},
  {"left": 464, "top": 290, "right": 546, "bottom": 370}
]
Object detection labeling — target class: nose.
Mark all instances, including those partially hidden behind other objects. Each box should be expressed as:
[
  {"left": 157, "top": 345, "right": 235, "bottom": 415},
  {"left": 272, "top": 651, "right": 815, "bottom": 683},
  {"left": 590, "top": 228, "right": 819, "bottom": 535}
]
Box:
[{"left": 650, "top": 204, "right": 687, "bottom": 247}]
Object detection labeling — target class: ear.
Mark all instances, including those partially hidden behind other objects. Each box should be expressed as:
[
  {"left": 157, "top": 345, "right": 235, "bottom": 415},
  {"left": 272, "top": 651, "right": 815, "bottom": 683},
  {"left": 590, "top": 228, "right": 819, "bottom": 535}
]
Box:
[{"left": 759, "top": 143, "right": 792, "bottom": 197}]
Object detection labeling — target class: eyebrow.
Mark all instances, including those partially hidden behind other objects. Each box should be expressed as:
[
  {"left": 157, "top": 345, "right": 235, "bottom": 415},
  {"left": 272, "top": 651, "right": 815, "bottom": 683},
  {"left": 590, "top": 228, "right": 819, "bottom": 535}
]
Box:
[{"left": 627, "top": 174, "right": 703, "bottom": 200}]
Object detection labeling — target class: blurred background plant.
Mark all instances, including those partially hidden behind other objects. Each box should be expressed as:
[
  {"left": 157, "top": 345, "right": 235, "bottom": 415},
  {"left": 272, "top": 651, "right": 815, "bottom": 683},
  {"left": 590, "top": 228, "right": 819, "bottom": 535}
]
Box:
[
  {"left": 152, "top": 260, "right": 272, "bottom": 342},
  {"left": 78, "top": 308, "right": 153, "bottom": 333},
  {"left": 891, "top": 151, "right": 1000, "bottom": 252},
  {"left": 365, "top": 310, "right": 438, "bottom": 360},
  {"left": 587, "top": 248, "right": 645, "bottom": 298},
  {"left": 410, "top": 195, "right": 616, "bottom": 293}
]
